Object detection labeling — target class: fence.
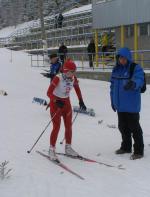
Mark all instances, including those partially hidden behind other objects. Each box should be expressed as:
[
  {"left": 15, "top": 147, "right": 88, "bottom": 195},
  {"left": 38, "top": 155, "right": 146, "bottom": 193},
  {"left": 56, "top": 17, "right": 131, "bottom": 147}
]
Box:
[{"left": 30, "top": 50, "right": 150, "bottom": 70}]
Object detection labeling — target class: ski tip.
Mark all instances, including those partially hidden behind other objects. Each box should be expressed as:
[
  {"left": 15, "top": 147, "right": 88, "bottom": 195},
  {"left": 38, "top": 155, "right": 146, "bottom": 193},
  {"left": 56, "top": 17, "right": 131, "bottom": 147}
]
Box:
[
  {"left": 79, "top": 176, "right": 85, "bottom": 180},
  {"left": 53, "top": 159, "right": 61, "bottom": 164}
]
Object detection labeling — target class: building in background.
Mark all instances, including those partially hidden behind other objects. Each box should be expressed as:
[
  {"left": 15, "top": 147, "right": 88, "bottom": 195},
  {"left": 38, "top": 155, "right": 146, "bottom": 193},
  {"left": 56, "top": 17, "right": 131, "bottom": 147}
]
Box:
[{"left": 92, "top": 0, "right": 150, "bottom": 67}]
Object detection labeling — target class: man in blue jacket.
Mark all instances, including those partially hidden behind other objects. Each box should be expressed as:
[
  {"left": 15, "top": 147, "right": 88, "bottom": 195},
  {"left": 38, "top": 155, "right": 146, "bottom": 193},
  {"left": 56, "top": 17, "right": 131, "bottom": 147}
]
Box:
[
  {"left": 46, "top": 54, "right": 62, "bottom": 111},
  {"left": 110, "top": 47, "right": 144, "bottom": 160},
  {"left": 49, "top": 54, "right": 62, "bottom": 82}
]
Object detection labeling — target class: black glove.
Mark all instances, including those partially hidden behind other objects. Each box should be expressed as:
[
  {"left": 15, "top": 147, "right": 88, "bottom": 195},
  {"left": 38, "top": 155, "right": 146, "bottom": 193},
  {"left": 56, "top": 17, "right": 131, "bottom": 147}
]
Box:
[
  {"left": 55, "top": 100, "right": 64, "bottom": 108},
  {"left": 79, "top": 99, "right": 87, "bottom": 111},
  {"left": 124, "top": 80, "right": 136, "bottom": 90}
]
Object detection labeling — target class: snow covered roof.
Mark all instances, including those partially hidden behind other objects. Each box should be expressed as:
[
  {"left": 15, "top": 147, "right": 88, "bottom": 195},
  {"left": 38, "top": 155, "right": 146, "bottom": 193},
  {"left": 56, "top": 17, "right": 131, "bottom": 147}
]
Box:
[{"left": 63, "top": 4, "right": 92, "bottom": 16}]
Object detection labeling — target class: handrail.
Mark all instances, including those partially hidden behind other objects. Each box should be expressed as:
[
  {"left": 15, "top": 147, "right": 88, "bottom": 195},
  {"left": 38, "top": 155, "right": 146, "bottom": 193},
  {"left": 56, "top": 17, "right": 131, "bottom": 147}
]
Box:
[
  {"left": 30, "top": 14, "right": 92, "bottom": 32},
  {"left": 0, "top": 14, "right": 92, "bottom": 46},
  {"left": 29, "top": 50, "right": 150, "bottom": 69},
  {"left": 12, "top": 32, "right": 93, "bottom": 45}
]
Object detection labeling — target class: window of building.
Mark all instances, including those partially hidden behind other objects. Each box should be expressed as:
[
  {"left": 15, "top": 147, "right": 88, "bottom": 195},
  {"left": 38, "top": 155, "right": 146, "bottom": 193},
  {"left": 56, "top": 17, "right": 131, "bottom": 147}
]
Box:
[
  {"left": 125, "top": 25, "right": 134, "bottom": 38},
  {"left": 139, "top": 23, "right": 148, "bottom": 36}
]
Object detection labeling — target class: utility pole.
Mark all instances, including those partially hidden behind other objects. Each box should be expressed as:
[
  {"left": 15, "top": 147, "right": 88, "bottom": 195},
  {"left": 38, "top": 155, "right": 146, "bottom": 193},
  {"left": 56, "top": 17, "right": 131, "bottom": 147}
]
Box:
[{"left": 38, "top": 0, "right": 47, "bottom": 52}]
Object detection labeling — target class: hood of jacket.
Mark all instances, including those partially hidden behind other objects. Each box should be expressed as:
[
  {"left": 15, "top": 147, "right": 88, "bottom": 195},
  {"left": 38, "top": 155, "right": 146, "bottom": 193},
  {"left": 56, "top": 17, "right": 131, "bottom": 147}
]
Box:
[{"left": 117, "top": 47, "right": 132, "bottom": 63}]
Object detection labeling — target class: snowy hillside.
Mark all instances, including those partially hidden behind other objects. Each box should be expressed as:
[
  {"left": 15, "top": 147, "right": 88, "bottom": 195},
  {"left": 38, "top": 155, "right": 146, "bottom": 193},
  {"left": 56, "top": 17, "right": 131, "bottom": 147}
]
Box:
[{"left": 0, "top": 48, "right": 150, "bottom": 197}]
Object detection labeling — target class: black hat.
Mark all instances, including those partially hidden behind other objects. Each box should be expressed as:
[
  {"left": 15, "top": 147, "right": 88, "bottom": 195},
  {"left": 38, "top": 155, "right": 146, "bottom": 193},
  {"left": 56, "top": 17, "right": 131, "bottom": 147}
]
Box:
[{"left": 49, "top": 53, "right": 57, "bottom": 59}]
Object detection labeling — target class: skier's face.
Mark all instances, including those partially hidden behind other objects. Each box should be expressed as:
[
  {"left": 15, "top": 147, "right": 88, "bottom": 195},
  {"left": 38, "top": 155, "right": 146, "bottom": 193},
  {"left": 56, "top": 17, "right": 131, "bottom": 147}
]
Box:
[{"left": 65, "top": 70, "right": 76, "bottom": 78}]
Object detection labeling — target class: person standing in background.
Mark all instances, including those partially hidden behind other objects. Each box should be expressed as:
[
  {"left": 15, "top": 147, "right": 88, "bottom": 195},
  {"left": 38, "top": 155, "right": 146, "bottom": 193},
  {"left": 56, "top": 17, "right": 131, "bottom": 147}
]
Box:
[
  {"left": 49, "top": 54, "right": 62, "bottom": 82},
  {"left": 87, "top": 39, "right": 95, "bottom": 68},
  {"left": 58, "top": 42, "right": 68, "bottom": 65}
]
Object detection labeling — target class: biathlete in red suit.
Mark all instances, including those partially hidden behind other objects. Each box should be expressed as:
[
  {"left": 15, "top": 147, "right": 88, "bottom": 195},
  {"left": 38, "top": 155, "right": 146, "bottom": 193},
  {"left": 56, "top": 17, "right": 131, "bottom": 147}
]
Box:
[{"left": 47, "top": 59, "right": 86, "bottom": 160}]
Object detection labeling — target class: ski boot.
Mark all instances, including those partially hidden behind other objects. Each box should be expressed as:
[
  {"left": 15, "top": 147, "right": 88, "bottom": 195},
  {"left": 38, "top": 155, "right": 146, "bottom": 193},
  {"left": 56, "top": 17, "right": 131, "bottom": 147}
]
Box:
[
  {"left": 65, "top": 144, "right": 79, "bottom": 157},
  {"left": 130, "top": 154, "right": 143, "bottom": 160},
  {"left": 115, "top": 148, "right": 131, "bottom": 154},
  {"left": 49, "top": 146, "right": 58, "bottom": 161}
]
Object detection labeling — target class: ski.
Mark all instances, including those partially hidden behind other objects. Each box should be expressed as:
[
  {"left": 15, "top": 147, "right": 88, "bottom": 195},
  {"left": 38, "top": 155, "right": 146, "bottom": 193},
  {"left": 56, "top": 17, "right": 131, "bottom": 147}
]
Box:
[
  {"left": 36, "top": 151, "right": 85, "bottom": 180},
  {"left": 73, "top": 106, "right": 95, "bottom": 117},
  {"left": 32, "top": 97, "right": 47, "bottom": 106},
  {"left": 42, "top": 150, "right": 125, "bottom": 170},
  {"left": 56, "top": 152, "right": 125, "bottom": 170}
]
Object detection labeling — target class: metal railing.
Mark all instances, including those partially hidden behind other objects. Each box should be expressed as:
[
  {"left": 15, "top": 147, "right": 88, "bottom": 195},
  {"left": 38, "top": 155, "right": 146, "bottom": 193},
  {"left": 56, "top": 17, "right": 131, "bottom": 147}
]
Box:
[{"left": 30, "top": 50, "right": 150, "bottom": 70}]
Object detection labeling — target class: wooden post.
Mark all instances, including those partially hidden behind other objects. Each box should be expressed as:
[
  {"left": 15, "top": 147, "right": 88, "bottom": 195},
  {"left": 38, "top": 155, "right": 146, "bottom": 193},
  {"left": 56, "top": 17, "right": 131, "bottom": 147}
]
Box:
[
  {"left": 134, "top": 23, "right": 138, "bottom": 62},
  {"left": 38, "top": 0, "right": 47, "bottom": 51},
  {"left": 121, "top": 25, "right": 124, "bottom": 47},
  {"left": 94, "top": 29, "right": 99, "bottom": 67}
]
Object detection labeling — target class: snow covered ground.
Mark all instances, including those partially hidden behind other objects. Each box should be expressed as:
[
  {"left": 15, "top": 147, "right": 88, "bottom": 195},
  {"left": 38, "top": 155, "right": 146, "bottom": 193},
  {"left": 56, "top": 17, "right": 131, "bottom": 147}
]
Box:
[{"left": 0, "top": 48, "right": 150, "bottom": 197}]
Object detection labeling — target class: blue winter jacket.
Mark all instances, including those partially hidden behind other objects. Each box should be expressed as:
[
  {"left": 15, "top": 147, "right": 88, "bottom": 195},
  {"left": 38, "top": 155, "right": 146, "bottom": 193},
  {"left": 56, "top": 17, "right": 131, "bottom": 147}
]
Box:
[
  {"left": 110, "top": 47, "right": 144, "bottom": 113},
  {"left": 50, "top": 60, "right": 61, "bottom": 76}
]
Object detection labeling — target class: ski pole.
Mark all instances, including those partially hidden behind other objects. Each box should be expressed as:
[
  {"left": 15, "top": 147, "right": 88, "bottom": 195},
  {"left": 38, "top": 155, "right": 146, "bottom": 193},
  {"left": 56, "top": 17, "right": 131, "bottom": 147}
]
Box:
[
  {"left": 60, "top": 110, "right": 79, "bottom": 145},
  {"left": 27, "top": 109, "right": 59, "bottom": 154}
]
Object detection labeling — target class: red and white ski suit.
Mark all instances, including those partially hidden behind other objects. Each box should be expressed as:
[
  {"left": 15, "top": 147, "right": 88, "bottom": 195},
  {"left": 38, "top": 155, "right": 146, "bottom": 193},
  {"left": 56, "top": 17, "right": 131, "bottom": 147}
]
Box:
[{"left": 47, "top": 74, "right": 83, "bottom": 147}]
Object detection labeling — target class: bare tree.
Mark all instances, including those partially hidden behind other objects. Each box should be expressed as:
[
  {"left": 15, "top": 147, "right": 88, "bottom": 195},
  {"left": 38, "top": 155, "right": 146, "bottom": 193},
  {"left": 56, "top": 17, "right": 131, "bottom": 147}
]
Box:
[
  {"left": 0, "top": 161, "right": 12, "bottom": 180},
  {"left": 38, "top": 0, "right": 46, "bottom": 40},
  {"left": 38, "top": 0, "right": 47, "bottom": 51}
]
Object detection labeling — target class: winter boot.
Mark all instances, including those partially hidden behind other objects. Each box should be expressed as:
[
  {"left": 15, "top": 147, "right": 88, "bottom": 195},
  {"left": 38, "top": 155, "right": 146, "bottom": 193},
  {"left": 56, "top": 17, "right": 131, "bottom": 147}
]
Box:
[
  {"left": 65, "top": 144, "right": 79, "bottom": 157},
  {"left": 115, "top": 148, "right": 131, "bottom": 154},
  {"left": 130, "top": 154, "right": 143, "bottom": 160},
  {"left": 49, "top": 146, "right": 58, "bottom": 161}
]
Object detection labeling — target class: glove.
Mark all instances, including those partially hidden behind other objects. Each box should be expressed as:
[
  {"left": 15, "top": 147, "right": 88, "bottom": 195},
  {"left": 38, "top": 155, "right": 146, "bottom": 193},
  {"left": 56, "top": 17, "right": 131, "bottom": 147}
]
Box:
[
  {"left": 46, "top": 102, "right": 50, "bottom": 111},
  {"left": 55, "top": 100, "right": 64, "bottom": 108},
  {"left": 124, "top": 80, "right": 136, "bottom": 90},
  {"left": 79, "top": 99, "right": 87, "bottom": 111}
]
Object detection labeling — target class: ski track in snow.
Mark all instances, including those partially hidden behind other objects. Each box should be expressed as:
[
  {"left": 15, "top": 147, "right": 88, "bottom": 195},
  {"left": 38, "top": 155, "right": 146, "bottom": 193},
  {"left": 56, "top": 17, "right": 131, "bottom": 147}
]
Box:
[{"left": 0, "top": 48, "right": 150, "bottom": 197}]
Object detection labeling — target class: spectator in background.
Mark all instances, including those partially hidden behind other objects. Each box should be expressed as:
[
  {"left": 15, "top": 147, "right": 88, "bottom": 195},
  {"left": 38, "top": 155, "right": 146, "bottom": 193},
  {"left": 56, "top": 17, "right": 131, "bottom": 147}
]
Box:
[
  {"left": 101, "top": 32, "right": 108, "bottom": 56},
  {"left": 46, "top": 54, "right": 62, "bottom": 111},
  {"left": 57, "top": 13, "right": 64, "bottom": 28},
  {"left": 54, "top": 15, "right": 58, "bottom": 28},
  {"left": 49, "top": 54, "right": 62, "bottom": 82},
  {"left": 58, "top": 42, "right": 68, "bottom": 64},
  {"left": 87, "top": 39, "right": 95, "bottom": 68}
]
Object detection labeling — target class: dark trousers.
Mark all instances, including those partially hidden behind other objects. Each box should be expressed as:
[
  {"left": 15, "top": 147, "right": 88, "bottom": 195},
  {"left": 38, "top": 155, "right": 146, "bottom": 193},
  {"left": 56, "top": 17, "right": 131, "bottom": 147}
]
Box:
[
  {"left": 60, "top": 55, "right": 66, "bottom": 65},
  {"left": 118, "top": 112, "right": 144, "bottom": 155},
  {"left": 88, "top": 54, "right": 95, "bottom": 68}
]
